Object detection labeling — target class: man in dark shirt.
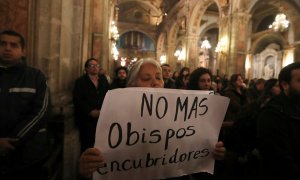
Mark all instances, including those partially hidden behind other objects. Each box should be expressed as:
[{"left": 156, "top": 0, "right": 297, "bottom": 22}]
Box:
[
  {"left": 161, "top": 63, "right": 176, "bottom": 89},
  {"left": 111, "top": 66, "right": 128, "bottom": 89},
  {"left": 73, "top": 58, "right": 110, "bottom": 152},
  {"left": 0, "top": 30, "right": 50, "bottom": 179},
  {"left": 257, "top": 62, "right": 300, "bottom": 180}
]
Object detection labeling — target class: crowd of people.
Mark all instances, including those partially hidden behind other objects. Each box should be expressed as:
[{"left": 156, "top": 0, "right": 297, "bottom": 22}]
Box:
[
  {"left": 76, "top": 57, "right": 300, "bottom": 180},
  {"left": 1, "top": 29, "right": 300, "bottom": 180}
]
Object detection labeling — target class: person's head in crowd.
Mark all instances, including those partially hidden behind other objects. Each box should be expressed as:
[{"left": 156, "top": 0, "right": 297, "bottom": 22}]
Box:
[
  {"left": 0, "top": 30, "right": 25, "bottom": 67},
  {"left": 188, "top": 67, "right": 213, "bottom": 90},
  {"left": 214, "top": 75, "right": 221, "bottom": 82},
  {"left": 263, "top": 78, "right": 281, "bottom": 97},
  {"left": 115, "top": 66, "right": 128, "bottom": 80},
  {"left": 254, "top": 78, "right": 266, "bottom": 92},
  {"left": 84, "top": 58, "right": 99, "bottom": 76},
  {"left": 172, "top": 71, "right": 179, "bottom": 80},
  {"left": 175, "top": 67, "right": 190, "bottom": 89},
  {"left": 179, "top": 67, "right": 190, "bottom": 77},
  {"left": 161, "top": 63, "right": 172, "bottom": 80},
  {"left": 248, "top": 78, "right": 257, "bottom": 88},
  {"left": 278, "top": 62, "right": 300, "bottom": 98},
  {"left": 127, "top": 58, "right": 164, "bottom": 88},
  {"left": 229, "top": 73, "right": 244, "bottom": 90}
]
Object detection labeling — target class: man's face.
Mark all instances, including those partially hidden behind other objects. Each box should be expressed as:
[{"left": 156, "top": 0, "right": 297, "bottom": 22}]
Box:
[
  {"left": 118, "top": 69, "right": 127, "bottom": 80},
  {"left": 86, "top": 60, "right": 100, "bottom": 76},
  {"left": 287, "top": 69, "right": 300, "bottom": 98},
  {"left": 0, "top": 34, "right": 24, "bottom": 65},
  {"left": 161, "top": 65, "right": 172, "bottom": 79}
]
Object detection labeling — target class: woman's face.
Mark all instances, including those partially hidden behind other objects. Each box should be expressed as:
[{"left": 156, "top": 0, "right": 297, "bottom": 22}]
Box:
[
  {"left": 197, "top": 73, "right": 212, "bottom": 90},
  {"left": 271, "top": 82, "right": 281, "bottom": 95},
  {"left": 235, "top": 75, "right": 244, "bottom": 88},
  {"left": 136, "top": 63, "right": 164, "bottom": 88}
]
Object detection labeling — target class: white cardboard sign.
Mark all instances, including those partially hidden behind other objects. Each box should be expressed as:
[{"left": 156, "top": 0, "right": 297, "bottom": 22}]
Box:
[{"left": 93, "top": 88, "right": 229, "bottom": 180}]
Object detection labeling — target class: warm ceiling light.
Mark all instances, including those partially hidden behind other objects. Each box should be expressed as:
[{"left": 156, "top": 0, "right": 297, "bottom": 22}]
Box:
[
  {"left": 269, "top": 13, "right": 289, "bottom": 32},
  {"left": 215, "top": 38, "right": 227, "bottom": 54},
  {"left": 110, "top": 21, "right": 120, "bottom": 40},
  {"left": 201, "top": 37, "right": 211, "bottom": 49}
]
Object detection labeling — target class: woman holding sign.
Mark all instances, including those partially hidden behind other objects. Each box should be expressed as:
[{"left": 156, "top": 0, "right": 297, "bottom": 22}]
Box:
[{"left": 79, "top": 58, "right": 226, "bottom": 179}]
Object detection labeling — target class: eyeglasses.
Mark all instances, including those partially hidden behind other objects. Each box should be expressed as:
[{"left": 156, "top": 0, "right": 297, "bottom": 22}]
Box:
[{"left": 88, "top": 64, "right": 100, "bottom": 68}]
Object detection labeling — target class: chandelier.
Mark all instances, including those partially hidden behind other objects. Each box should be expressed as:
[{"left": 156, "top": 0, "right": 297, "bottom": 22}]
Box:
[
  {"left": 201, "top": 37, "right": 211, "bottom": 49},
  {"left": 215, "top": 38, "right": 227, "bottom": 54},
  {"left": 110, "top": 20, "right": 120, "bottom": 61},
  {"left": 111, "top": 43, "right": 119, "bottom": 61},
  {"left": 160, "top": 54, "right": 166, "bottom": 64},
  {"left": 174, "top": 48, "right": 185, "bottom": 61},
  {"left": 110, "top": 21, "right": 120, "bottom": 40},
  {"left": 269, "top": 13, "right": 289, "bottom": 32}
]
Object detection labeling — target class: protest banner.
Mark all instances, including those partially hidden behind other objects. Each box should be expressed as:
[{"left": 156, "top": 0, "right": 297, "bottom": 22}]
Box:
[{"left": 93, "top": 88, "right": 229, "bottom": 180}]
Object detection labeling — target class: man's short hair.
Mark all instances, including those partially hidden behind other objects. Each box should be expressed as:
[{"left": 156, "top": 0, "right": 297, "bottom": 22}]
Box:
[
  {"left": 255, "top": 78, "right": 266, "bottom": 85},
  {"left": 115, "top": 66, "right": 128, "bottom": 77},
  {"left": 0, "top": 30, "right": 25, "bottom": 49},
  {"left": 279, "top": 62, "right": 300, "bottom": 87},
  {"left": 84, "top": 58, "right": 97, "bottom": 68}
]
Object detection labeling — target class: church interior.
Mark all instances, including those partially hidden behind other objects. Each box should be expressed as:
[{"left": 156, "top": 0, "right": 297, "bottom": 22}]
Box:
[{"left": 1, "top": 0, "right": 300, "bottom": 179}]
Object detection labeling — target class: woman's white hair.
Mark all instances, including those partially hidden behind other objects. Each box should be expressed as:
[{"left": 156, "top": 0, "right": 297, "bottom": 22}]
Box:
[{"left": 127, "top": 58, "right": 162, "bottom": 87}]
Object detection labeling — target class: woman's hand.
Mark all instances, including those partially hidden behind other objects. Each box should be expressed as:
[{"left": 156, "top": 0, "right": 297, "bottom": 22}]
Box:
[
  {"left": 79, "top": 148, "right": 105, "bottom": 177},
  {"left": 213, "top": 141, "right": 226, "bottom": 160}
]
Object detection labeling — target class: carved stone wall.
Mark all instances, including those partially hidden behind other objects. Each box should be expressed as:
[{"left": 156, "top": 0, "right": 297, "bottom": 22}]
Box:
[{"left": 253, "top": 46, "right": 282, "bottom": 79}]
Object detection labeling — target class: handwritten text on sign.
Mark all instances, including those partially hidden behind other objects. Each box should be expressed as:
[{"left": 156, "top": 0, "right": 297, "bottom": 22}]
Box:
[{"left": 93, "top": 88, "right": 229, "bottom": 180}]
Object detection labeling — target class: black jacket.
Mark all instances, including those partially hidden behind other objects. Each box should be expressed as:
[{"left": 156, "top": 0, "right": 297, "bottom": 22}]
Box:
[
  {"left": 73, "top": 74, "right": 110, "bottom": 124},
  {"left": 0, "top": 62, "right": 50, "bottom": 173},
  {"left": 257, "top": 92, "right": 300, "bottom": 180},
  {"left": 73, "top": 74, "right": 110, "bottom": 151}
]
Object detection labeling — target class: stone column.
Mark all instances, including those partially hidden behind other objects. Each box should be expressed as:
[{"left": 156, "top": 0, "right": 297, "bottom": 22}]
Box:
[
  {"left": 186, "top": 33, "right": 199, "bottom": 70},
  {"left": 167, "top": 44, "right": 176, "bottom": 67},
  {"left": 294, "top": 43, "right": 300, "bottom": 63},
  {"left": 92, "top": 0, "right": 114, "bottom": 75},
  {"left": 217, "top": 15, "right": 229, "bottom": 76},
  {"left": 227, "top": 12, "right": 251, "bottom": 77},
  {"left": 31, "top": 0, "right": 88, "bottom": 179}
]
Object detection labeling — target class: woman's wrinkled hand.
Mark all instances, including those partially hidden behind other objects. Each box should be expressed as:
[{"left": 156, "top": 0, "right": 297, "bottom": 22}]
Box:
[
  {"left": 79, "top": 148, "right": 105, "bottom": 177},
  {"left": 213, "top": 141, "right": 226, "bottom": 160}
]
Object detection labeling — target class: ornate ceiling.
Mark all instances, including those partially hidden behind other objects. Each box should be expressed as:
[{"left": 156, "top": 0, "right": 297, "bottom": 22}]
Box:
[{"left": 118, "top": 0, "right": 180, "bottom": 26}]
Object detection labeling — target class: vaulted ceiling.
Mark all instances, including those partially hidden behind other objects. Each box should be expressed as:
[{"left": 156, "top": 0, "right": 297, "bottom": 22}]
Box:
[{"left": 118, "top": 0, "right": 180, "bottom": 26}]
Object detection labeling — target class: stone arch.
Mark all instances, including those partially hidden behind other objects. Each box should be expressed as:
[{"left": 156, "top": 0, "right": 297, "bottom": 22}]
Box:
[
  {"left": 188, "top": 0, "right": 221, "bottom": 35},
  {"left": 249, "top": 0, "right": 300, "bottom": 42},
  {"left": 186, "top": 0, "right": 220, "bottom": 70},
  {"left": 118, "top": 0, "right": 162, "bottom": 17},
  {"left": 250, "top": 33, "right": 287, "bottom": 54}
]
